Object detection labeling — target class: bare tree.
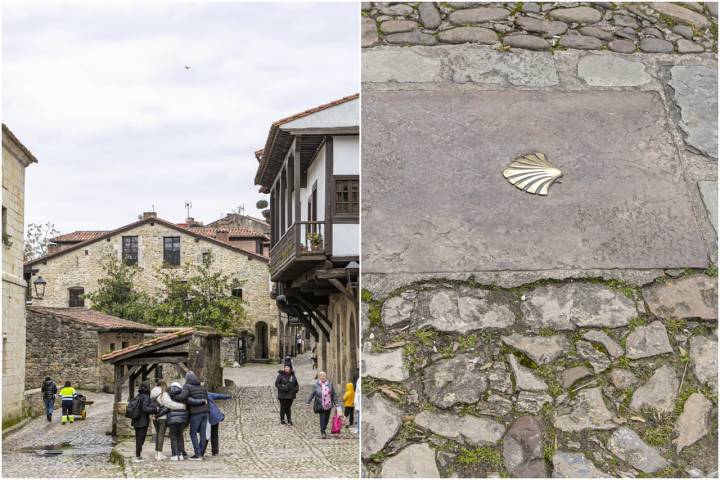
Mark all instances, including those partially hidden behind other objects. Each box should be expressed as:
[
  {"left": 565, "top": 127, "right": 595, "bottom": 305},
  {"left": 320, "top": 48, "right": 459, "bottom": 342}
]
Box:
[{"left": 24, "top": 222, "right": 60, "bottom": 261}]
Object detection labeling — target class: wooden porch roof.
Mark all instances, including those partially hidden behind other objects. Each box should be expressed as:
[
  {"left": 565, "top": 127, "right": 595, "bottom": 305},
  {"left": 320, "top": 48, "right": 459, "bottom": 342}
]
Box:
[{"left": 101, "top": 328, "right": 194, "bottom": 364}]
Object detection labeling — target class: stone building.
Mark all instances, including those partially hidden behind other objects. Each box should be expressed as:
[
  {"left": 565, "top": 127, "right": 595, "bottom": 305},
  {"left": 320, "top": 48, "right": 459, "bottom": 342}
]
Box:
[
  {"left": 25, "top": 307, "right": 153, "bottom": 392},
  {"left": 24, "top": 213, "right": 280, "bottom": 363},
  {"left": 207, "top": 212, "right": 271, "bottom": 235},
  {"left": 2, "top": 124, "right": 37, "bottom": 423},
  {"left": 254, "top": 94, "right": 360, "bottom": 383}
]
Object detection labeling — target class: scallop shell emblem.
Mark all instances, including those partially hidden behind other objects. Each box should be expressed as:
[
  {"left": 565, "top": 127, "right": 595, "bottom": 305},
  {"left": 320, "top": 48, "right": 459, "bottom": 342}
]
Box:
[{"left": 502, "top": 153, "right": 562, "bottom": 196}]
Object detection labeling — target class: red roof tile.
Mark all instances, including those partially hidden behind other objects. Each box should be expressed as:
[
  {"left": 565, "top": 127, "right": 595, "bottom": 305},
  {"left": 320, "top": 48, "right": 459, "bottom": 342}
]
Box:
[
  {"left": 189, "top": 226, "right": 267, "bottom": 239},
  {"left": 50, "top": 231, "right": 109, "bottom": 243},
  {"left": 28, "top": 307, "right": 155, "bottom": 332},
  {"left": 101, "top": 328, "right": 194, "bottom": 362}
]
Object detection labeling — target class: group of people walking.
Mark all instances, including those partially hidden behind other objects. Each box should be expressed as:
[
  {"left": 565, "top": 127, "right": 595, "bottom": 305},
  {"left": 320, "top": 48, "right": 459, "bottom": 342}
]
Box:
[
  {"left": 127, "top": 371, "right": 231, "bottom": 463},
  {"left": 274, "top": 356, "right": 360, "bottom": 439}
]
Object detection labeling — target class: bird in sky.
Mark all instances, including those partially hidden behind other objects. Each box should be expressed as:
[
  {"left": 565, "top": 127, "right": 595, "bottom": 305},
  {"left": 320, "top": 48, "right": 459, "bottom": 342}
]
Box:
[{"left": 184, "top": 65, "right": 191, "bottom": 70}]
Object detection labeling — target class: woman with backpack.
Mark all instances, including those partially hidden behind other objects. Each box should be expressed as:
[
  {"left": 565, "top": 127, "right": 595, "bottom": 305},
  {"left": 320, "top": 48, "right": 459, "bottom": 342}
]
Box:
[
  {"left": 275, "top": 364, "right": 299, "bottom": 425},
  {"left": 305, "top": 371, "right": 338, "bottom": 439},
  {"left": 201, "top": 391, "right": 232, "bottom": 457},
  {"left": 128, "top": 382, "right": 159, "bottom": 463}
]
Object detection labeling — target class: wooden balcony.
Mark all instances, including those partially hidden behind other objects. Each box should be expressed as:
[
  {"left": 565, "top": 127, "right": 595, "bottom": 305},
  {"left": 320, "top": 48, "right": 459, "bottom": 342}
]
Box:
[{"left": 269, "top": 221, "right": 327, "bottom": 282}]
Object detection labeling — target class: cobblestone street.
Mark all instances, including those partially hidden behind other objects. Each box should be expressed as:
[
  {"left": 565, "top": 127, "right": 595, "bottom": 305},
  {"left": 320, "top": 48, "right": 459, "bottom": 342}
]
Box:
[{"left": 3, "top": 354, "right": 359, "bottom": 478}]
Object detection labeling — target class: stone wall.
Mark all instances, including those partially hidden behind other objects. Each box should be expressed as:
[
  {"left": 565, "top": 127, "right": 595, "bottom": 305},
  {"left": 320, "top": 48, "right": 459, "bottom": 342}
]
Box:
[
  {"left": 25, "top": 309, "right": 101, "bottom": 391},
  {"left": 322, "top": 293, "right": 359, "bottom": 386},
  {"left": 28, "top": 220, "right": 280, "bottom": 360},
  {"left": 97, "top": 331, "right": 145, "bottom": 392},
  {"left": 362, "top": 2, "right": 718, "bottom": 54},
  {"left": 2, "top": 135, "right": 32, "bottom": 422}
]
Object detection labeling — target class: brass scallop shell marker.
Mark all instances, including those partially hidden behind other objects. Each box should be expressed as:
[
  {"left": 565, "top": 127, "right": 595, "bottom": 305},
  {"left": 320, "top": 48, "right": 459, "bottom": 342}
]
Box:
[{"left": 503, "top": 153, "right": 562, "bottom": 196}]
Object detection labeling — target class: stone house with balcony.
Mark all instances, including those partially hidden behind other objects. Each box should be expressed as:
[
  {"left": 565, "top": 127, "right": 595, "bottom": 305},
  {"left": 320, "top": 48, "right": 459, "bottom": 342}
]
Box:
[
  {"left": 2, "top": 124, "right": 37, "bottom": 423},
  {"left": 24, "top": 212, "right": 280, "bottom": 364},
  {"left": 254, "top": 94, "right": 360, "bottom": 383}
]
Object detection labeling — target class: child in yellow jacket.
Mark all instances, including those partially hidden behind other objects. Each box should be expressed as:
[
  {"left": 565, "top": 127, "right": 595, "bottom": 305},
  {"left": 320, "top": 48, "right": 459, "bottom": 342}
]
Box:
[{"left": 343, "top": 383, "right": 355, "bottom": 428}]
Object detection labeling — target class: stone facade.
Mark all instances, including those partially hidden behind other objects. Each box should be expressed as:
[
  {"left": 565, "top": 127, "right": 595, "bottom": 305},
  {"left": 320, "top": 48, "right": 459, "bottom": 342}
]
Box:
[
  {"left": 2, "top": 125, "right": 37, "bottom": 423},
  {"left": 319, "top": 294, "right": 359, "bottom": 385},
  {"left": 26, "top": 216, "right": 280, "bottom": 361},
  {"left": 25, "top": 308, "right": 146, "bottom": 392}
]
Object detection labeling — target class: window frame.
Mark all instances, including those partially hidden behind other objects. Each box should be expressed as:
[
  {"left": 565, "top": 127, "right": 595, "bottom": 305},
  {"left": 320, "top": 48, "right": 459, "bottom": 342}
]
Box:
[
  {"left": 163, "top": 236, "right": 181, "bottom": 267},
  {"left": 332, "top": 175, "right": 359, "bottom": 222},
  {"left": 231, "top": 288, "right": 243, "bottom": 300},
  {"left": 68, "top": 287, "right": 85, "bottom": 307},
  {"left": 122, "top": 236, "right": 138, "bottom": 266}
]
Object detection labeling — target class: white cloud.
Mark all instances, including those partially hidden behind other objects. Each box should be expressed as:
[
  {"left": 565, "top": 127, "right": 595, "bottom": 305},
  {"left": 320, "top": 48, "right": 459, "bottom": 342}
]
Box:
[{"left": 3, "top": 1, "right": 359, "bottom": 232}]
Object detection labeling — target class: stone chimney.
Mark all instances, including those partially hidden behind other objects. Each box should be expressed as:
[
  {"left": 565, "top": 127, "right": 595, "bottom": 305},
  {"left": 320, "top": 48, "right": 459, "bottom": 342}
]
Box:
[
  {"left": 47, "top": 244, "right": 62, "bottom": 254},
  {"left": 142, "top": 212, "right": 157, "bottom": 220},
  {"left": 216, "top": 229, "right": 229, "bottom": 243}
]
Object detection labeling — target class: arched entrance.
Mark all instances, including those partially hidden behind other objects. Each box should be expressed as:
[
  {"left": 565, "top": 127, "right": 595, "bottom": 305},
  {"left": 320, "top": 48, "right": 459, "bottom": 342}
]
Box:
[{"left": 255, "top": 322, "right": 268, "bottom": 359}]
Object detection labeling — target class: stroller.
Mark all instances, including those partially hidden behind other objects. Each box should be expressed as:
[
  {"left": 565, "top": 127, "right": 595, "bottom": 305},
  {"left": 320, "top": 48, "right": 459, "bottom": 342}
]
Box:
[{"left": 70, "top": 394, "right": 92, "bottom": 420}]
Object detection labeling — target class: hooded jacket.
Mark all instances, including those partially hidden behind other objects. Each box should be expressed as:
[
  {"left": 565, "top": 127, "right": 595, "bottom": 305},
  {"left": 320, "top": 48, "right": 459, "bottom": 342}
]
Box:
[
  {"left": 208, "top": 392, "right": 231, "bottom": 425},
  {"left": 343, "top": 383, "right": 355, "bottom": 407},
  {"left": 131, "top": 383, "right": 159, "bottom": 429},
  {"left": 171, "top": 372, "right": 209, "bottom": 415},
  {"left": 41, "top": 379, "right": 57, "bottom": 401},
  {"left": 275, "top": 369, "right": 299, "bottom": 400}
]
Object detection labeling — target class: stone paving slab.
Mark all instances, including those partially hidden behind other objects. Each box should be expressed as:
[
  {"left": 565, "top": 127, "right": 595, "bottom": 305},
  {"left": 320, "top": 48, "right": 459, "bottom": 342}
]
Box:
[{"left": 362, "top": 89, "right": 709, "bottom": 274}]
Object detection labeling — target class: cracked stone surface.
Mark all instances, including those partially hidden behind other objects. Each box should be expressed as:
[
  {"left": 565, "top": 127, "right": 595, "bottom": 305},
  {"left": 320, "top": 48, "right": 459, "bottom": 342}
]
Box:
[
  {"left": 643, "top": 275, "right": 718, "bottom": 320},
  {"left": 698, "top": 181, "right": 718, "bottom": 233},
  {"left": 414, "top": 410, "right": 505, "bottom": 446},
  {"left": 561, "top": 366, "right": 592, "bottom": 389},
  {"left": 521, "top": 283, "right": 637, "bottom": 331},
  {"left": 417, "top": 288, "right": 515, "bottom": 333},
  {"left": 689, "top": 334, "right": 718, "bottom": 392},
  {"left": 675, "top": 392, "right": 713, "bottom": 453},
  {"left": 362, "top": 394, "right": 403, "bottom": 459},
  {"left": 502, "top": 416, "right": 546, "bottom": 478},
  {"left": 669, "top": 66, "right": 718, "bottom": 159},
  {"left": 552, "top": 451, "right": 607, "bottom": 478},
  {"left": 630, "top": 364, "right": 679, "bottom": 414},
  {"left": 507, "top": 354, "right": 548, "bottom": 391},
  {"left": 381, "top": 443, "right": 440, "bottom": 478},
  {"left": 382, "top": 291, "right": 416, "bottom": 327},
  {"left": 501, "top": 333, "right": 568, "bottom": 365},
  {"left": 576, "top": 340, "right": 611, "bottom": 374},
  {"left": 582, "top": 330, "right": 624, "bottom": 359},
  {"left": 554, "top": 387, "right": 615, "bottom": 432},
  {"left": 608, "top": 426, "right": 669, "bottom": 473},
  {"left": 625, "top": 321, "right": 674, "bottom": 359},
  {"left": 609, "top": 368, "right": 639, "bottom": 389},
  {"left": 422, "top": 354, "right": 488, "bottom": 408},
  {"left": 578, "top": 54, "right": 651, "bottom": 87},
  {"left": 362, "top": 349, "right": 409, "bottom": 382}
]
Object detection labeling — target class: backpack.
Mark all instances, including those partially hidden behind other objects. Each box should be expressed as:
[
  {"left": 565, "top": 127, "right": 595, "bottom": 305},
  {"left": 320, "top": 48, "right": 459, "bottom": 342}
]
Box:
[{"left": 125, "top": 396, "right": 142, "bottom": 420}]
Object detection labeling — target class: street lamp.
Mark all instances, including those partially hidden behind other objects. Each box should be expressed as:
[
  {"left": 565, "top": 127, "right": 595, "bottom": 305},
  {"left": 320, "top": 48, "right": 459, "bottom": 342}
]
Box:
[
  {"left": 345, "top": 261, "right": 359, "bottom": 288},
  {"left": 33, "top": 276, "right": 47, "bottom": 299},
  {"left": 182, "top": 293, "right": 193, "bottom": 323}
]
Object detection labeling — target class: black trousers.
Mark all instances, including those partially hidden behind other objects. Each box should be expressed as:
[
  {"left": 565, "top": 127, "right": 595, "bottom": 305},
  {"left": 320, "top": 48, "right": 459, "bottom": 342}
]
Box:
[
  {"left": 134, "top": 426, "right": 148, "bottom": 458},
  {"left": 344, "top": 406, "right": 354, "bottom": 426},
  {"left": 168, "top": 423, "right": 185, "bottom": 457},
  {"left": 319, "top": 409, "right": 331, "bottom": 434},
  {"left": 279, "top": 399, "right": 293, "bottom": 423},
  {"left": 202, "top": 424, "right": 220, "bottom": 456}
]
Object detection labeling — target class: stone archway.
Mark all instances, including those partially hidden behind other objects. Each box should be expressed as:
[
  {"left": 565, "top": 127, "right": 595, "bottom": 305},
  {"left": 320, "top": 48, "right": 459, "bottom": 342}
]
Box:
[{"left": 255, "top": 321, "right": 268, "bottom": 359}]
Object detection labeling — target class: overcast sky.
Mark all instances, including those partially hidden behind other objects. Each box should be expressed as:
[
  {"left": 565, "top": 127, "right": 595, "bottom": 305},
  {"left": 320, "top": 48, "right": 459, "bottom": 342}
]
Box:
[{"left": 2, "top": 1, "right": 358, "bottom": 233}]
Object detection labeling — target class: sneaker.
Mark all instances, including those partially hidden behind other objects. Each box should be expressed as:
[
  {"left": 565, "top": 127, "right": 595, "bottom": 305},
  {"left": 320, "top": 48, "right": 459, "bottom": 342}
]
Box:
[
  {"left": 189, "top": 455, "right": 203, "bottom": 461},
  {"left": 169, "top": 456, "right": 179, "bottom": 461},
  {"left": 132, "top": 457, "right": 145, "bottom": 463}
]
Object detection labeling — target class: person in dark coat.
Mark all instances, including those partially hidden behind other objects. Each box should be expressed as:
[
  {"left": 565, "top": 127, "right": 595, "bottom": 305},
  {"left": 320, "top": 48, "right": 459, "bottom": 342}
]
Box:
[
  {"left": 41, "top": 377, "right": 57, "bottom": 422},
  {"left": 201, "top": 392, "right": 232, "bottom": 457},
  {"left": 131, "top": 383, "right": 159, "bottom": 463},
  {"left": 171, "top": 371, "right": 209, "bottom": 460},
  {"left": 275, "top": 365, "right": 299, "bottom": 425}
]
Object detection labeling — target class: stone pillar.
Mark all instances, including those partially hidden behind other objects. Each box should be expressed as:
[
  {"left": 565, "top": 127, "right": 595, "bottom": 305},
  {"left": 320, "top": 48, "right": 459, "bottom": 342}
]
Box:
[{"left": 187, "top": 328, "right": 223, "bottom": 390}]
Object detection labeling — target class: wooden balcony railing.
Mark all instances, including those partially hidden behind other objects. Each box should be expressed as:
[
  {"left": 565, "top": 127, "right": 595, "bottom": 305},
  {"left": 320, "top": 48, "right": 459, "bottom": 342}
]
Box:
[{"left": 270, "top": 221, "right": 327, "bottom": 279}]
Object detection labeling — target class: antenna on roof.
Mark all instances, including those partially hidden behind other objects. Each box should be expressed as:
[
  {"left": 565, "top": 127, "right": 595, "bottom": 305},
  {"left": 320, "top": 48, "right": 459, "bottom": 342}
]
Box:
[
  {"left": 237, "top": 204, "right": 245, "bottom": 215},
  {"left": 185, "top": 201, "right": 192, "bottom": 219}
]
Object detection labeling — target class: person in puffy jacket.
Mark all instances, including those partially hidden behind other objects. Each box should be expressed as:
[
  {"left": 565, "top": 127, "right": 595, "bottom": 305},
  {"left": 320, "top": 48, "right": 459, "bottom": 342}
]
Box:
[
  {"left": 132, "top": 383, "right": 159, "bottom": 463},
  {"left": 343, "top": 382, "right": 355, "bottom": 428},
  {"left": 41, "top": 377, "right": 57, "bottom": 422},
  {"left": 201, "top": 391, "right": 231, "bottom": 457},
  {"left": 305, "top": 371, "right": 338, "bottom": 439},
  {"left": 275, "top": 365, "right": 299, "bottom": 425},
  {"left": 164, "top": 381, "right": 195, "bottom": 461},
  {"left": 171, "top": 371, "right": 209, "bottom": 460}
]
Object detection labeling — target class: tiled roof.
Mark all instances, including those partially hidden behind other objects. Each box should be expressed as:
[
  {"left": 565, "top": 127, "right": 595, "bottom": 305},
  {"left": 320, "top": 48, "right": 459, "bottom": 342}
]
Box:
[
  {"left": 50, "top": 231, "right": 109, "bottom": 243},
  {"left": 101, "top": 328, "right": 194, "bottom": 362},
  {"left": 27, "top": 307, "right": 155, "bottom": 332},
  {"left": 2, "top": 124, "right": 39, "bottom": 164},
  {"left": 271, "top": 93, "right": 359, "bottom": 127},
  {"left": 189, "top": 226, "right": 267, "bottom": 239}
]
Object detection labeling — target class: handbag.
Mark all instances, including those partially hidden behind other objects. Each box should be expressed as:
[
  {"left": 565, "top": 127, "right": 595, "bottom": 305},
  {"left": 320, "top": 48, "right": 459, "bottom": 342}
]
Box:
[
  {"left": 331, "top": 412, "right": 342, "bottom": 434},
  {"left": 313, "top": 398, "right": 322, "bottom": 414}
]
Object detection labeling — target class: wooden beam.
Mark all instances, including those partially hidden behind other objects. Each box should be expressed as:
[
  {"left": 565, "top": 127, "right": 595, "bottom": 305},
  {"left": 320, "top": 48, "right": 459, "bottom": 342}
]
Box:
[
  {"left": 118, "top": 365, "right": 141, "bottom": 387},
  {"left": 120, "top": 355, "right": 189, "bottom": 365},
  {"left": 315, "top": 268, "right": 348, "bottom": 280},
  {"left": 329, "top": 278, "right": 355, "bottom": 303},
  {"left": 112, "top": 364, "right": 122, "bottom": 436},
  {"left": 106, "top": 335, "right": 190, "bottom": 364},
  {"left": 324, "top": 136, "right": 333, "bottom": 254}
]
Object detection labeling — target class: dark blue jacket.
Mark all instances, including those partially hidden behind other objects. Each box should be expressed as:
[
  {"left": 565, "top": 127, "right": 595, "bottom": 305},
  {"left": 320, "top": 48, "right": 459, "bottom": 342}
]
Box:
[{"left": 207, "top": 392, "right": 231, "bottom": 425}]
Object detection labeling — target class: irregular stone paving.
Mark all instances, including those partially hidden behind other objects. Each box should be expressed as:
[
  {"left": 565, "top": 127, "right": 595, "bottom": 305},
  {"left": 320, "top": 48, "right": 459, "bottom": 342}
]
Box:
[
  {"left": 362, "top": 2, "right": 718, "bottom": 54},
  {"left": 362, "top": 277, "right": 719, "bottom": 477},
  {"left": 4, "top": 356, "right": 358, "bottom": 478}
]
